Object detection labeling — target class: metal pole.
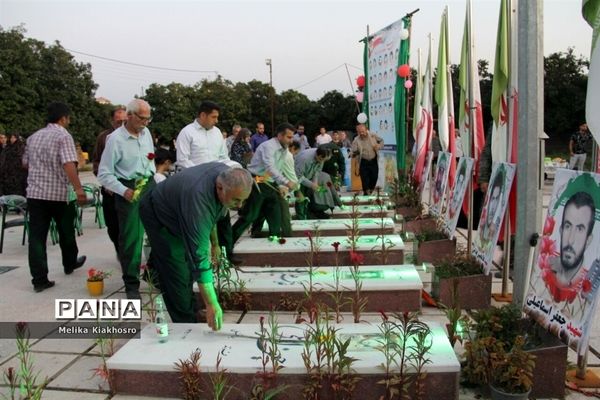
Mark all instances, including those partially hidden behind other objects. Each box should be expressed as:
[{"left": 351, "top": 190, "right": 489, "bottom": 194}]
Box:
[
  {"left": 344, "top": 63, "right": 361, "bottom": 114},
  {"left": 467, "top": 0, "right": 474, "bottom": 255},
  {"left": 514, "top": 0, "right": 542, "bottom": 307},
  {"left": 266, "top": 59, "right": 274, "bottom": 136}
]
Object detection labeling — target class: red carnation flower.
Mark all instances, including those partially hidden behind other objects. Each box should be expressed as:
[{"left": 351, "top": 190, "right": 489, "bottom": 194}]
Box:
[
  {"left": 88, "top": 268, "right": 96, "bottom": 279},
  {"left": 331, "top": 241, "right": 341, "bottom": 252},
  {"left": 326, "top": 181, "right": 333, "bottom": 188},
  {"left": 278, "top": 237, "right": 286, "bottom": 245},
  {"left": 349, "top": 251, "right": 364, "bottom": 265},
  {"left": 305, "top": 231, "right": 312, "bottom": 239},
  {"left": 582, "top": 279, "right": 592, "bottom": 293},
  {"left": 147, "top": 152, "right": 156, "bottom": 160},
  {"left": 259, "top": 316, "right": 265, "bottom": 326}
]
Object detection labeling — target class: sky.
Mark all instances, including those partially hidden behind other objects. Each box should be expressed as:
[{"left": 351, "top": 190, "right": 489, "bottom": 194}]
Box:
[{"left": 0, "top": 0, "right": 592, "bottom": 105}]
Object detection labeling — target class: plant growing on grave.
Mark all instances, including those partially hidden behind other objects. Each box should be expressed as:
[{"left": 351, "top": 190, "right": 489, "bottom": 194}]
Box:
[
  {"left": 410, "top": 329, "right": 433, "bottom": 400},
  {"left": 298, "top": 229, "right": 324, "bottom": 323},
  {"left": 208, "top": 352, "right": 236, "bottom": 400},
  {"left": 252, "top": 312, "right": 289, "bottom": 399},
  {"left": 301, "top": 306, "right": 360, "bottom": 399},
  {"left": 1, "top": 323, "right": 48, "bottom": 400},
  {"left": 437, "top": 278, "right": 469, "bottom": 347},
  {"left": 348, "top": 250, "right": 368, "bottom": 323},
  {"left": 376, "top": 312, "right": 431, "bottom": 400},
  {"left": 174, "top": 348, "right": 203, "bottom": 400},
  {"left": 140, "top": 263, "right": 161, "bottom": 323},
  {"left": 213, "top": 247, "right": 252, "bottom": 311},
  {"left": 327, "top": 241, "right": 348, "bottom": 323},
  {"left": 373, "top": 194, "right": 396, "bottom": 265}
]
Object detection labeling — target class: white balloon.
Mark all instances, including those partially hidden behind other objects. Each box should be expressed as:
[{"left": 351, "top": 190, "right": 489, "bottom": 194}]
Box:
[
  {"left": 400, "top": 29, "right": 409, "bottom": 40},
  {"left": 357, "top": 113, "right": 368, "bottom": 124}
]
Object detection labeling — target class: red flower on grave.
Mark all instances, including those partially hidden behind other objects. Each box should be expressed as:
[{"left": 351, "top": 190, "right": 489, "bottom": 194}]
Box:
[
  {"left": 147, "top": 152, "right": 156, "bottom": 160},
  {"left": 278, "top": 237, "right": 286, "bottom": 245},
  {"left": 349, "top": 251, "right": 364, "bottom": 265},
  {"left": 331, "top": 241, "right": 341, "bottom": 252},
  {"left": 305, "top": 231, "right": 312, "bottom": 239},
  {"left": 259, "top": 316, "right": 265, "bottom": 327},
  {"left": 88, "top": 268, "right": 97, "bottom": 280},
  {"left": 326, "top": 181, "right": 333, "bottom": 188},
  {"left": 543, "top": 216, "right": 556, "bottom": 236}
]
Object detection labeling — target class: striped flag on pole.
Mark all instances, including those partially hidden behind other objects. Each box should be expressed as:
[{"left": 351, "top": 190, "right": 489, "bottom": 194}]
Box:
[
  {"left": 413, "top": 36, "right": 434, "bottom": 186},
  {"left": 436, "top": 8, "right": 457, "bottom": 189},
  {"left": 583, "top": 0, "right": 600, "bottom": 152},
  {"left": 458, "top": 0, "right": 485, "bottom": 186}
]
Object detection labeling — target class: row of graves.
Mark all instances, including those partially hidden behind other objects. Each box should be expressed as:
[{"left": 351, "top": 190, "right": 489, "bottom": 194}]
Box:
[{"left": 106, "top": 158, "right": 600, "bottom": 399}]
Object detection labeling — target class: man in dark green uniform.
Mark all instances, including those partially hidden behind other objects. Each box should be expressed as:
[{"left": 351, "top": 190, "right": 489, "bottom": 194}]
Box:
[{"left": 139, "top": 163, "right": 252, "bottom": 327}]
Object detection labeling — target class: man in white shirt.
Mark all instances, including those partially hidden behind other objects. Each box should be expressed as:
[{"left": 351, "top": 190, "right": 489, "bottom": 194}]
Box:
[
  {"left": 315, "top": 126, "right": 332, "bottom": 146},
  {"left": 176, "top": 101, "right": 228, "bottom": 168}
]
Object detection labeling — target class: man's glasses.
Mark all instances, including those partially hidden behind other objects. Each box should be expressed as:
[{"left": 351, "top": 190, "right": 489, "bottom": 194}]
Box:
[{"left": 134, "top": 112, "right": 152, "bottom": 123}]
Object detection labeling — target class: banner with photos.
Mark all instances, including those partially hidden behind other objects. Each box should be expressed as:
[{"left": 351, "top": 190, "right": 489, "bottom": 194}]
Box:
[
  {"left": 367, "top": 19, "right": 403, "bottom": 147},
  {"left": 443, "top": 157, "right": 474, "bottom": 237},
  {"left": 524, "top": 169, "right": 600, "bottom": 354},
  {"left": 430, "top": 151, "right": 451, "bottom": 217},
  {"left": 472, "top": 162, "right": 516, "bottom": 273}
]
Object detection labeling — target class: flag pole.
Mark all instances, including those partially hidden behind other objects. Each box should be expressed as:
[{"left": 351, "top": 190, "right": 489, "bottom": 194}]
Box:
[
  {"left": 344, "top": 63, "right": 361, "bottom": 114},
  {"left": 466, "top": 0, "right": 474, "bottom": 255},
  {"left": 499, "top": 0, "right": 514, "bottom": 301}
]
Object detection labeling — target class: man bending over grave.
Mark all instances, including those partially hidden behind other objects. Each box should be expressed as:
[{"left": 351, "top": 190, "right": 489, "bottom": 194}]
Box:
[{"left": 140, "top": 163, "right": 252, "bottom": 327}]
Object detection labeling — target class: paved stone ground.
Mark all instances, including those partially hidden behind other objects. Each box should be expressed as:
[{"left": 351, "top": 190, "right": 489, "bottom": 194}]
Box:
[{"left": 0, "top": 171, "right": 598, "bottom": 399}]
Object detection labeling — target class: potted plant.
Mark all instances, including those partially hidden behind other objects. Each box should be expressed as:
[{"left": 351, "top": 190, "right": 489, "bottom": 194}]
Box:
[
  {"left": 489, "top": 335, "right": 535, "bottom": 399},
  {"left": 415, "top": 228, "right": 456, "bottom": 264},
  {"left": 87, "top": 268, "right": 111, "bottom": 296},
  {"left": 463, "top": 304, "right": 567, "bottom": 399},
  {"left": 464, "top": 335, "right": 535, "bottom": 400},
  {"left": 431, "top": 253, "right": 491, "bottom": 310},
  {"left": 389, "top": 174, "right": 422, "bottom": 220}
]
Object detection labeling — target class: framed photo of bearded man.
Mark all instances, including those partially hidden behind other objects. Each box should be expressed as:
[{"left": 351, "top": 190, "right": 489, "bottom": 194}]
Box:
[{"left": 524, "top": 169, "right": 600, "bottom": 354}]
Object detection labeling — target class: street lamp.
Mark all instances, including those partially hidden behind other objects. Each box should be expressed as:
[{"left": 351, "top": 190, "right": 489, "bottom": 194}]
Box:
[{"left": 265, "top": 58, "right": 274, "bottom": 136}]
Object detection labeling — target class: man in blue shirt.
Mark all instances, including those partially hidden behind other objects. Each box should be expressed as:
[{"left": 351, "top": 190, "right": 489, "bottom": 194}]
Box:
[
  {"left": 250, "top": 122, "right": 268, "bottom": 151},
  {"left": 98, "top": 99, "right": 156, "bottom": 299},
  {"left": 232, "top": 123, "right": 298, "bottom": 244}
]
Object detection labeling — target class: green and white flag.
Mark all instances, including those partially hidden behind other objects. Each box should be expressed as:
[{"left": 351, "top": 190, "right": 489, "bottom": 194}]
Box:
[
  {"left": 583, "top": 0, "right": 600, "bottom": 145},
  {"left": 435, "top": 7, "right": 450, "bottom": 153}
]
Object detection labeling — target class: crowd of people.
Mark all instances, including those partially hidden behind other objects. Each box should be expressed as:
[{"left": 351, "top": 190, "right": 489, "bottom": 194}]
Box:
[{"left": 2, "top": 99, "right": 387, "bottom": 330}]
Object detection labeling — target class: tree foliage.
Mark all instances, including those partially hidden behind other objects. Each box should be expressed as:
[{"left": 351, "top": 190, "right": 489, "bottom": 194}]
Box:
[
  {"left": 544, "top": 48, "right": 588, "bottom": 152},
  {"left": 0, "top": 26, "right": 109, "bottom": 150}
]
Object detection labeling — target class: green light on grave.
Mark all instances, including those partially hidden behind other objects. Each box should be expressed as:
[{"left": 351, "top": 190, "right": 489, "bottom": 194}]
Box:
[{"left": 341, "top": 270, "right": 384, "bottom": 280}]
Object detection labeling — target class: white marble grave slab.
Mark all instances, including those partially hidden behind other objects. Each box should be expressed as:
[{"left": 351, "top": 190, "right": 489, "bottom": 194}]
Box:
[
  {"left": 237, "top": 265, "right": 422, "bottom": 292},
  {"left": 261, "top": 218, "right": 394, "bottom": 233},
  {"left": 107, "top": 322, "right": 459, "bottom": 374},
  {"left": 290, "top": 205, "right": 393, "bottom": 217},
  {"left": 234, "top": 234, "right": 404, "bottom": 254},
  {"left": 288, "top": 194, "right": 389, "bottom": 206}
]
